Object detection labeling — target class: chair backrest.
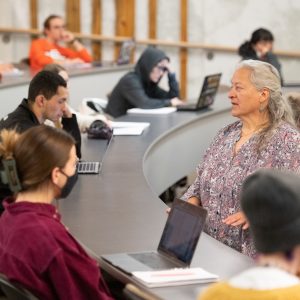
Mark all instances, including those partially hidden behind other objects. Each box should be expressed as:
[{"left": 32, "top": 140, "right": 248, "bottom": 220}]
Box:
[
  {"left": 123, "top": 283, "right": 160, "bottom": 300},
  {"left": 0, "top": 273, "right": 39, "bottom": 300}
]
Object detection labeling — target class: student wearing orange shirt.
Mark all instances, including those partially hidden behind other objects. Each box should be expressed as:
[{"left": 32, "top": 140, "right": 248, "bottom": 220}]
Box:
[{"left": 30, "top": 15, "right": 92, "bottom": 70}]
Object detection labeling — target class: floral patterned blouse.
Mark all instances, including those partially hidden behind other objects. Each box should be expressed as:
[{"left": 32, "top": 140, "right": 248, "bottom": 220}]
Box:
[{"left": 182, "top": 120, "right": 300, "bottom": 257}]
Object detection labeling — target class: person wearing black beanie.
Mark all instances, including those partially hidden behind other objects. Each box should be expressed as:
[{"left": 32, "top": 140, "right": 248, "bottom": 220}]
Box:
[{"left": 199, "top": 169, "right": 300, "bottom": 300}]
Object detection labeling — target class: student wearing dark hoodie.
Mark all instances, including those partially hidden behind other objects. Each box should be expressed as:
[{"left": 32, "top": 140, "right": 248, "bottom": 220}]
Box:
[
  {"left": 105, "top": 47, "right": 183, "bottom": 118},
  {"left": 238, "top": 28, "right": 283, "bottom": 84}
]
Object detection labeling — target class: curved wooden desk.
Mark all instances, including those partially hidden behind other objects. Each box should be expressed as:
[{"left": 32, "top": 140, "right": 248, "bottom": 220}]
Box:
[{"left": 60, "top": 93, "right": 253, "bottom": 299}]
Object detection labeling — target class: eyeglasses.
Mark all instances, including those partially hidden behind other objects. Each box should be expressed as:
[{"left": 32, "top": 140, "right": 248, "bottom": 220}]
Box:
[
  {"left": 51, "top": 25, "right": 66, "bottom": 30},
  {"left": 156, "top": 65, "right": 167, "bottom": 72}
]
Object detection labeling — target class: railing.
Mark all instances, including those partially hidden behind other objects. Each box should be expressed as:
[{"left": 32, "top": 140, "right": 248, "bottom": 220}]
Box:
[{"left": 1, "top": 27, "right": 300, "bottom": 58}]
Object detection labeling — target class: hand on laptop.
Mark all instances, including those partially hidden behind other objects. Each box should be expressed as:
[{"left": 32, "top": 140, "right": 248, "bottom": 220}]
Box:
[{"left": 170, "top": 97, "right": 184, "bottom": 107}]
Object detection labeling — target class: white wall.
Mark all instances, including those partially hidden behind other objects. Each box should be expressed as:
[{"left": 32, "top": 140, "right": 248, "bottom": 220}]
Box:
[{"left": 0, "top": 0, "right": 300, "bottom": 99}]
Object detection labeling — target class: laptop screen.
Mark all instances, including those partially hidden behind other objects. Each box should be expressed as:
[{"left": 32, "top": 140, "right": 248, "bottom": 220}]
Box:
[
  {"left": 117, "top": 40, "right": 135, "bottom": 65},
  {"left": 197, "top": 73, "right": 222, "bottom": 108},
  {"left": 158, "top": 199, "right": 207, "bottom": 265}
]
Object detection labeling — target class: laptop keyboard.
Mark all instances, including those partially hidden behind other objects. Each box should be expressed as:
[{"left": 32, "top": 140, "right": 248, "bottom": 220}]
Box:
[
  {"left": 129, "top": 252, "right": 178, "bottom": 270},
  {"left": 77, "top": 162, "right": 100, "bottom": 174}
]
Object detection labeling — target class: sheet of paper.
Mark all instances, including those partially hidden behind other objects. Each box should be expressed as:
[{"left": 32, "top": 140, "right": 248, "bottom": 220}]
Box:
[
  {"left": 132, "top": 268, "right": 219, "bottom": 287},
  {"left": 111, "top": 121, "right": 150, "bottom": 129},
  {"left": 113, "top": 127, "right": 145, "bottom": 136},
  {"left": 127, "top": 107, "right": 176, "bottom": 115}
]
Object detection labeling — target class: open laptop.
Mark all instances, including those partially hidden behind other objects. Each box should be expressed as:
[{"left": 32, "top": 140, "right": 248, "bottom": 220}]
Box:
[
  {"left": 177, "top": 73, "right": 222, "bottom": 111},
  {"left": 77, "top": 161, "right": 101, "bottom": 174},
  {"left": 92, "top": 40, "right": 135, "bottom": 67},
  {"left": 101, "top": 198, "right": 207, "bottom": 274},
  {"left": 116, "top": 40, "right": 135, "bottom": 65},
  {"left": 77, "top": 134, "right": 113, "bottom": 175}
]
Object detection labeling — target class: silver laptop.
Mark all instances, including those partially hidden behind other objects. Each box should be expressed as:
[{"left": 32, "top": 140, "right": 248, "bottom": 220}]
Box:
[
  {"left": 101, "top": 199, "right": 207, "bottom": 274},
  {"left": 77, "top": 135, "right": 113, "bottom": 175},
  {"left": 77, "top": 161, "right": 101, "bottom": 174},
  {"left": 177, "top": 73, "right": 222, "bottom": 111},
  {"left": 92, "top": 40, "right": 135, "bottom": 67},
  {"left": 116, "top": 40, "right": 135, "bottom": 65}
]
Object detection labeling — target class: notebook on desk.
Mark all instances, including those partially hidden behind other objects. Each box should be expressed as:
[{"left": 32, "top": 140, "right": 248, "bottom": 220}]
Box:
[
  {"left": 101, "top": 199, "right": 207, "bottom": 274},
  {"left": 177, "top": 73, "right": 222, "bottom": 111}
]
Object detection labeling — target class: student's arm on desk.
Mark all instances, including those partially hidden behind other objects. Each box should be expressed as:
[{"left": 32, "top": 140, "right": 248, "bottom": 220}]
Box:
[{"left": 121, "top": 76, "right": 176, "bottom": 109}]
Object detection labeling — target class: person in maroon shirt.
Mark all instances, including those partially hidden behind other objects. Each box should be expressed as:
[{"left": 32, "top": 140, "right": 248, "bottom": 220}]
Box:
[{"left": 0, "top": 125, "right": 114, "bottom": 300}]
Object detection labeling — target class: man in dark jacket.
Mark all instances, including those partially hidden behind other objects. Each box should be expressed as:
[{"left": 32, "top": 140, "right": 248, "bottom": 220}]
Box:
[
  {"left": 0, "top": 71, "right": 82, "bottom": 212},
  {"left": 0, "top": 70, "right": 81, "bottom": 158},
  {"left": 105, "top": 47, "right": 183, "bottom": 118}
]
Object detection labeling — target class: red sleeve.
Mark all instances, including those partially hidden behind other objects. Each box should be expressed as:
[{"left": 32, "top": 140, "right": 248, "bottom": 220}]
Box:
[
  {"left": 29, "top": 39, "right": 54, "bottom": 69},
  {"left": 56, "top": 45, "right": 92, "bottom": 62},
  {"left": 47, "top": 249, "right": 114, "bottom": 300},
  {"left": 30, "top": 39, "right": 92, "bottom": 69}
]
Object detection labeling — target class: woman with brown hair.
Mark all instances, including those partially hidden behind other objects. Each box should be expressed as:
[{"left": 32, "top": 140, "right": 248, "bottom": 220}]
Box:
[{"left": 0, "top": 126, "right": 114, "bottom": 300}]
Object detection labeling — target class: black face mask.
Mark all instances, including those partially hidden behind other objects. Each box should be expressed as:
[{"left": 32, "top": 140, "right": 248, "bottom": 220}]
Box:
[{"left": 59, "top": 169, "right": 78, "bottom": 198}]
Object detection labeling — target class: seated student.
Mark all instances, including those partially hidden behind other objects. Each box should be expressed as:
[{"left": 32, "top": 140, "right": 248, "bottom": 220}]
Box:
[
  {"left": 43, "top": 63, "right": 110, "bottom": 132},
  {"left": 199, "top": 169, "right": 300, "bottom": 300},
  {"left": 30, "top": 14, "right": 92, "bottom": 70},
  {"left": 0, "top": 70, "right": 81, "bottom": 158},
  {"left": 105, "top": 47, "right": 183, "bottom": 118},
  {"left": 0, "top": 126, "right": 114, "bottom": 300},
  {"left": 286, "top": 92, "right": 300, "bottom": 128},
  {"left": 238, "top": 28, "right": 283, "bottom": 83}
]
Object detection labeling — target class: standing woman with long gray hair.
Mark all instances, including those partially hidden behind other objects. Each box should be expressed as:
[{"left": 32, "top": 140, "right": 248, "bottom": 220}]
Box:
[{"left": 182, "top": 60, "right": 300, "bottom": 258}]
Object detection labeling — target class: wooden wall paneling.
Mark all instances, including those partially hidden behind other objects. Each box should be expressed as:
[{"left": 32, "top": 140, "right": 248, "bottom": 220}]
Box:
[
  {"left": 92, "top": 0, "right": 102, "bottom": 60},
  {"left": 148, "top": 0, "right": 157, "bottom": 39},
  {"left": 180, "top": 0, "right": 188, "bottom": 100},
  {"left": 29, "top": 0, "right": 38, "bottom": 43},
  {"left": 115, "top": 0, "right": 135, "bottom": 62},
  {"left": 30, "top": 0, "right": 38, "bottom": 29},
  {"left": 66, "top": 0, "right": 81, "bottom": 33}
]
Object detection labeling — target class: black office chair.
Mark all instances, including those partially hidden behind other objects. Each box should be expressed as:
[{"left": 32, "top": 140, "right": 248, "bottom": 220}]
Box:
[
  {"left": 0, "top": 273, "right": 39, "bottom": 300},
  {"left": 123, "top": 283, "right": 160, "bottom": 300}
]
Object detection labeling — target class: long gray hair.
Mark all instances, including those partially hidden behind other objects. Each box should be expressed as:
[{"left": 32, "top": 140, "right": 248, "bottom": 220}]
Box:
[
  {"left": 286, "top": 92, "right": 300, "bottom": 128},
  {"left": 236, "top": 60, "right": 296, "bottom": 151}
]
